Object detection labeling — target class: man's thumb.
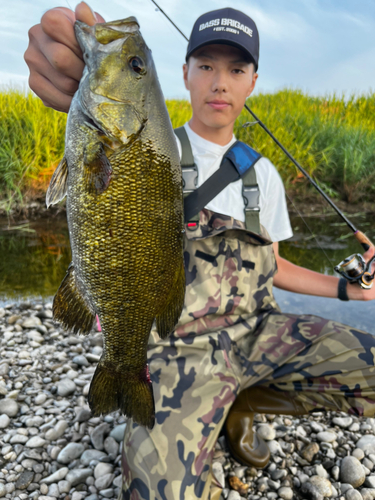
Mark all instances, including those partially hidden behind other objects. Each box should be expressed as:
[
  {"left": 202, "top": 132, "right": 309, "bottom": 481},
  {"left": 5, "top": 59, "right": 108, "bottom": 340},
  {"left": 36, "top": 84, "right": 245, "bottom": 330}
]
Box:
[{"left": 75, "top": 1, "right": 105, "bottom": 25}]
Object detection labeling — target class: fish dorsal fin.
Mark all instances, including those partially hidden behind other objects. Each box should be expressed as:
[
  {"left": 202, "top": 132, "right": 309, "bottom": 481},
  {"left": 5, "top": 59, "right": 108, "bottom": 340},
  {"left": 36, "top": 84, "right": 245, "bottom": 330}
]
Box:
[{"left": 46, "top": 157, "right": 68, "bottom": 208}]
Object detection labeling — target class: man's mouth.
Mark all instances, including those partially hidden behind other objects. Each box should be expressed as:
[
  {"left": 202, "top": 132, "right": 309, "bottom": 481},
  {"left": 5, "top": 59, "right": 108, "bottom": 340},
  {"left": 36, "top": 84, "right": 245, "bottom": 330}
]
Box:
[{"left": 207, "top": 100, "right": 230, "bottom": 110}]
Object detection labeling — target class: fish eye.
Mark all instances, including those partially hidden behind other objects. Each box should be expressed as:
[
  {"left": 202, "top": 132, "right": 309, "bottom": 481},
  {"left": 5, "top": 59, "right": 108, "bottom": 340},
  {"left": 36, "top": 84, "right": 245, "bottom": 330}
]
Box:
[{"left": 129, "top": 56, "right": 145, "bottom": 74}]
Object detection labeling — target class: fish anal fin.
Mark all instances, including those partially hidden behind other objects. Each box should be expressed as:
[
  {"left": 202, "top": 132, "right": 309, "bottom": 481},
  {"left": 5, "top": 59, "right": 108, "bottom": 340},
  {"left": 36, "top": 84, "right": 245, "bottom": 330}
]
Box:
[
  {"left": 53, "top": 264, "right": 95, "bottom": 335},
  {"left": 84, "top": 142, "right": 112, "bottom": 194},
  {"left": 156, "top": 261, "right": 185, "bottom": 339},
  {"left": 46, "top": 157, "right": 68, "bottom": 208},
  {"left": 88, "top": 362, "right": 155, "bottom": 429}
]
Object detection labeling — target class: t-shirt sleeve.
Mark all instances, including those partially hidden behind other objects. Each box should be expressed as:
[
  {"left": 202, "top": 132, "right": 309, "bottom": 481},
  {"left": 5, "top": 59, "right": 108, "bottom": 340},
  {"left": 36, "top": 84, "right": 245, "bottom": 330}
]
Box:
[{"left": 255, "top": 157, "right": 293, "bottom": 242}]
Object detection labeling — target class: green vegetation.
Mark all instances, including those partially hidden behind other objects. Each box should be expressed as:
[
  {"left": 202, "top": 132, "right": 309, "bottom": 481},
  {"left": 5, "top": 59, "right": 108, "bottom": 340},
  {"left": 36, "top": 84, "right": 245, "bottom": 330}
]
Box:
[
  {"left": 1, "top": 89, "right": 375, "bottom": 211},
  {"left": 0, "top": 90, "right": 67, "bottom": 211}
]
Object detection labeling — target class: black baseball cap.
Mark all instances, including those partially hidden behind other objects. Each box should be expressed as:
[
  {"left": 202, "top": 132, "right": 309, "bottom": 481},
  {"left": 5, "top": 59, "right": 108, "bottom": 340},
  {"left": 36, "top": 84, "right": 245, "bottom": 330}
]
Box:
[{"left": 186, "top": 7, "right": 259, "bottom": 70}]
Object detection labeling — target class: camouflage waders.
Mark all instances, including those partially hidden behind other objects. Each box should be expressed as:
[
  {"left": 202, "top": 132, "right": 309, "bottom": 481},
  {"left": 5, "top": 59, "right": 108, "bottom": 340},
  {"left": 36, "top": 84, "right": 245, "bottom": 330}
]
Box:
[{"left": 120, "top": 210, "right": 375, "bottom": 500}]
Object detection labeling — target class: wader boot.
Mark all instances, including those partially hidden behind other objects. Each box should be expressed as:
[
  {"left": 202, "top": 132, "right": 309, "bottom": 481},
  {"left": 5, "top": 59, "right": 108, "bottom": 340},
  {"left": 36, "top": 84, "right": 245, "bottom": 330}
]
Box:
[{"left": 225, "top": 386, "right": 308, "bottom": 468}]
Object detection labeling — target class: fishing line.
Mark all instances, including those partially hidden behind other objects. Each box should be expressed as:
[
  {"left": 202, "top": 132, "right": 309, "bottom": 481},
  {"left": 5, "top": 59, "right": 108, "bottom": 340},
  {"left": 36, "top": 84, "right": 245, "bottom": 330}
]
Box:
[
  {"left": 149, "top": 0, "right": 188, "bottom": 41},
  {"left": 242, "top": 119, "right": 336, "bottom": 270},
  {"left": 284, "top": 191, "right": 336, "bottom": 271},
  {"left": 243, "top": 106, "right": 358, "bottom": 233}
]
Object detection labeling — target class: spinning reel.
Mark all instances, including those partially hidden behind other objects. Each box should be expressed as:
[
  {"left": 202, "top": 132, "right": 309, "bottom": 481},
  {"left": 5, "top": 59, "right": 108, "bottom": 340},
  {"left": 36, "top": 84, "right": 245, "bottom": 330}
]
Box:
[{"left": 335, "top": 253, "right": 375, "bottom": 290}]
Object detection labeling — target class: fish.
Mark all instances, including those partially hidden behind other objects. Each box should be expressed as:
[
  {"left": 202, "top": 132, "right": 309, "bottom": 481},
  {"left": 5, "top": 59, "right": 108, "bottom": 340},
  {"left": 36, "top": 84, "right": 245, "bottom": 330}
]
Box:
[{"left": 46, "top": 17, "right": 185, "bottom": 428}]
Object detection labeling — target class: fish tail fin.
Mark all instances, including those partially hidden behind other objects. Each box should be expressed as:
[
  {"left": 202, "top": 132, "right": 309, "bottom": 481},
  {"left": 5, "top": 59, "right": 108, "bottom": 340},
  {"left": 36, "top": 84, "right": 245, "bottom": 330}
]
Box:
[
  {"left": 53, "top": 264, "right": 96, "bottom": 335},
  {"left": 88, "top": 362, "right": 155, "bottom": 429},
  {"left": 156, "top": 260, "right": 185, "bottom": 339},
  {"left": 46, "top": 156, "right": 68, "bottom": 208}
]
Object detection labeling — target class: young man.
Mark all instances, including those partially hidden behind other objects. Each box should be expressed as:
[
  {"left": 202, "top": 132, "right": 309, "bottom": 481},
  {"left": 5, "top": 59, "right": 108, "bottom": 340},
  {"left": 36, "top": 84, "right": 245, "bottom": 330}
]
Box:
[{"left": 25, "top": 4, "right": 375, "bottom": 500}]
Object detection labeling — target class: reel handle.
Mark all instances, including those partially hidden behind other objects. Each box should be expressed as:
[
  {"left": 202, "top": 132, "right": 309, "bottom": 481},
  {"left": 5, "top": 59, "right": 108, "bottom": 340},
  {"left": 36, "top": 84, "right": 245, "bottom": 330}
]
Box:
[{"left": 354, "top": 230, "right": 374, "bottom": 252}]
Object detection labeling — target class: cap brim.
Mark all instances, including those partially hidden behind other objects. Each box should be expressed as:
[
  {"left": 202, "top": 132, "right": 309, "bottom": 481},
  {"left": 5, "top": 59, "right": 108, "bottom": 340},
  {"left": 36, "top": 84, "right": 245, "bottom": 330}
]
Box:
[{"left": 186, "top": 39, "right": 258, "bottom": 70}]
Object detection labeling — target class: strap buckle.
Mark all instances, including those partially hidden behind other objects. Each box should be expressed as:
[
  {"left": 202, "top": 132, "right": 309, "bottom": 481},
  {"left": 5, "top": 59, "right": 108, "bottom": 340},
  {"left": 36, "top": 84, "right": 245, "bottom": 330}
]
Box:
[
  {"left": 182, "top": 165, "right": 198, "bottom": 193},
  {"left": 243, "top": 185, "right": 260, "bottom": 211}
]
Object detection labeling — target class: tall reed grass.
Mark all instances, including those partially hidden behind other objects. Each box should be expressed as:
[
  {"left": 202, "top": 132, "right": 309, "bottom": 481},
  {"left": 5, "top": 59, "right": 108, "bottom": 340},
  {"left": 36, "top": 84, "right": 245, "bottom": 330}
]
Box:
[
  {"left": 0, "top": 90, "right": 66, "bottom": 210},
  {"left": 1, "top": 89, "right": 374, "bottom": 210}
]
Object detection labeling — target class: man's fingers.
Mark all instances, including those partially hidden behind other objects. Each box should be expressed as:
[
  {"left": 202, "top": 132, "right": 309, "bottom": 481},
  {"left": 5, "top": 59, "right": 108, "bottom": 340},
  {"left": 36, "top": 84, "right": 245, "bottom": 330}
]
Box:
[
  {"left": 363, "top": 246, "right": 375, "bottom": 259},
  {"left": 362, "top": 246, "right": 375, "bottom": 274},
  {"left": 28, "top": 73, "right": 73, "bottom": 113},
  {"left": 41, "top": 7, "right": 83, "bottom": 58},
  {"left": 41, "top": 4, "right": 105, "bottom": 60},
  {"left": 42, "top": 39, "right": 85, "bottom": 82},
  {"left": 94, "top": 11, "right": 106, "bottom": 23},
  {"left": 75, "top": 2, "right": 105, "bottom": 24},
  {"left": 26, "top": 24, "right": 83, "bottom": 88},
  {"left": 25, "top": 42, "right": 80, "bottom": 97},
  {"left": 25, "top": 3, "right": 105, "bottom": 113}
]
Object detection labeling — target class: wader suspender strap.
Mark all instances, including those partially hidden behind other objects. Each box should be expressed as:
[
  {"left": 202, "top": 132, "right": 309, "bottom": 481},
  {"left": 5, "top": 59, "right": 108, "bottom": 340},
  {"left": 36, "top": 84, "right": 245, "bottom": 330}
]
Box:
[
  {"left": 243, "top": 166, "right": 261, "bottom": 234},
  {"left": 174, "top": 127, "right": 199, "bottom": 223},
  {"left": 174, "top": 127, "right": 262, "bottom": 233}
]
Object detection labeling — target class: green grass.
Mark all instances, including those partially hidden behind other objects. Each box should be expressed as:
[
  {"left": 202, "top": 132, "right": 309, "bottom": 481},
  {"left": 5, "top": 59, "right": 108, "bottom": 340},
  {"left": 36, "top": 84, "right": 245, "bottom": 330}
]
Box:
[
  {"left": 1, "top": 89, "right": 375, "bottom": 210},
  {"left": 0, "top": 90, "right": 67, "bottom": 211}
]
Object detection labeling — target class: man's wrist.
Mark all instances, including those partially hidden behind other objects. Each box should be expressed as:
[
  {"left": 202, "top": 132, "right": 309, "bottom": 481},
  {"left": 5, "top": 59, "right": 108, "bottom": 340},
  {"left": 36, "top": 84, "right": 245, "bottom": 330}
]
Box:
[
  {"left": 338, "top": 277, "right": 349, "bottom": 301},
  {"left": 342, "top": 278, "right": 369, "bottom": 301}
]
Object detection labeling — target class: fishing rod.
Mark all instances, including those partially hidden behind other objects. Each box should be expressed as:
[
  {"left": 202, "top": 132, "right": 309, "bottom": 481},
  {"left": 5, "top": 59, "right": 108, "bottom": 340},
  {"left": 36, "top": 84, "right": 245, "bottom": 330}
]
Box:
[{"left": 149, "top": 0, "right": 375, "bottom": 289}]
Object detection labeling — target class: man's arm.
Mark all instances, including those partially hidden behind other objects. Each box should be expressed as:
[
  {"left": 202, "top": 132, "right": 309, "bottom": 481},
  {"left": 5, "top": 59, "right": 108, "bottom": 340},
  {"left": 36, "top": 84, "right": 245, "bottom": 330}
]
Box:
[
  {"left": 273, "top": 242, "right": 375, "bottom": 301},
  {"left": 24, "top": 2, "right": 104, "bottom": 113}
]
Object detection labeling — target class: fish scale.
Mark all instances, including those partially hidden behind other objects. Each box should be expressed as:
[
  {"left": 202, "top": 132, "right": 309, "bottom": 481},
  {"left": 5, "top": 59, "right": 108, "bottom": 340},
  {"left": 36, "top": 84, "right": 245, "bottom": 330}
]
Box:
[{"left": 46, "top": 17, "right": 185, "bottom": 428}]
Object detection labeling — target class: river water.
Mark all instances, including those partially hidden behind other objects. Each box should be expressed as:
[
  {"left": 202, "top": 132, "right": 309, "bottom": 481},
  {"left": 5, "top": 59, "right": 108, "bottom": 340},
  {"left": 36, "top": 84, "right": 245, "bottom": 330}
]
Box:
[{"left": 0, "top": 211, "right": 374, "bottom": 332}]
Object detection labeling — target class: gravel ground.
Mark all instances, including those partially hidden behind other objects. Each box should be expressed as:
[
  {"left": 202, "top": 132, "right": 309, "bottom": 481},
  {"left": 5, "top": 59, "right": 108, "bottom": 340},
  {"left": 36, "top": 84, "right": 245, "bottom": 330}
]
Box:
[{"left": 2, "top": 303, "right": 375, "bottom": 500}]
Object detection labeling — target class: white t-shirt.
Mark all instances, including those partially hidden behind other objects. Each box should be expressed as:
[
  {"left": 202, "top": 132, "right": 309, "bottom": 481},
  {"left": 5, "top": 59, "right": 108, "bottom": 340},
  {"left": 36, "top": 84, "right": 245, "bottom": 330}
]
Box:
[{"left": 174, "top": 123, "right": 293, "bottom": 243}]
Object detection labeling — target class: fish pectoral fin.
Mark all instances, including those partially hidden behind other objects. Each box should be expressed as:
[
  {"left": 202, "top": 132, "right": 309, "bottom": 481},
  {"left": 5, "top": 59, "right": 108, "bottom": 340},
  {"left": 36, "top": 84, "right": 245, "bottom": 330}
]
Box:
[
  {"left": 84, "top": 142, "right": 112, "bottom": 194},
  {"left": 46, "top": 157, "right": 68, "bottom": 208},
  {"left": 88, "top": 362, "right": 155, "bottom": 429},
  {"left": 156, "top": 260, "right": 185, "bottom": 339},
  {"left": 53, "top": 264, "right": 96, "bottom": 335}
]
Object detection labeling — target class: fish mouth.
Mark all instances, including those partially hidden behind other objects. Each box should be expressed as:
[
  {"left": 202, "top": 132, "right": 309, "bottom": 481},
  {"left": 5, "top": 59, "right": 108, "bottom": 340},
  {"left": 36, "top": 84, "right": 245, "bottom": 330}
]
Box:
[{"left": 83, "top": 113, "right": 106, "bottom": 135}]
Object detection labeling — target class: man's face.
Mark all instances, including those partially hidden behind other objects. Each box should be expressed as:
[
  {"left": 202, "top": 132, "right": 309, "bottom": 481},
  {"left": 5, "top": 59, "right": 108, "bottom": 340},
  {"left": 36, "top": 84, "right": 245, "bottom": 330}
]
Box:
[{"left": 183, "top": 44, "right": 258, "bottom": 131}]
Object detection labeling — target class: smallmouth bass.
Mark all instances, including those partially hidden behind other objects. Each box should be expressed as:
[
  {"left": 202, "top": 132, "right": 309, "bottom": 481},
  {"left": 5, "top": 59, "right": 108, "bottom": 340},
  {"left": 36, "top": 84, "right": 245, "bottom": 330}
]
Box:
[{"left": 46, "top": 17, "right": 185, "bottom": 428}]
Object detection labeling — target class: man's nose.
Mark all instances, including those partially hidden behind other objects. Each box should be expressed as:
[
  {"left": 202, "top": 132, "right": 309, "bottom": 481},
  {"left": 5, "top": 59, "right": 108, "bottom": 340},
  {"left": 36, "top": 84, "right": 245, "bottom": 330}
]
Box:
[{"left": 211, "top": 70, "right": 228, "bottom": 93}]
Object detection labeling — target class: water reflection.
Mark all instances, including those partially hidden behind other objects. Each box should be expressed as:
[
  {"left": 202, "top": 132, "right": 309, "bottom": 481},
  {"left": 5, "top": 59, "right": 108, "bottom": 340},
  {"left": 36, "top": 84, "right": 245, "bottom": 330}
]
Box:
[
  {"left": 0, "top": 215, "right": 71, "bottom": 302},
  {"left": 280, "top": 213, "right": 375, "bottom": 276},
  {"left": 0, "top": 212, "right": 374, "bottom": 307}
]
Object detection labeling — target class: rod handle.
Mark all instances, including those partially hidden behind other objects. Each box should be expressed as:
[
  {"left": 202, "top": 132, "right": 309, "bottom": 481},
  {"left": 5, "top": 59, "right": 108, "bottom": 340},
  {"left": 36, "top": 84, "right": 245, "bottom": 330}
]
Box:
[{"left": 354, "top": 230, "right": 374, "bottom": 251}]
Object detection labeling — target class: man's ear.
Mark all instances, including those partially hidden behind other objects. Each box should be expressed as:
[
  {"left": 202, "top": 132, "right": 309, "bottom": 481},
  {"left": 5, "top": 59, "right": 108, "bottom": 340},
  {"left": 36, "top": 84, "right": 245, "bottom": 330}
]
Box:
[
  {"left": 183, "top": 63, "right": 190, "bottom": 91},
  {"left": 247, "top": 72, "right": 258, "bottom": 98}
]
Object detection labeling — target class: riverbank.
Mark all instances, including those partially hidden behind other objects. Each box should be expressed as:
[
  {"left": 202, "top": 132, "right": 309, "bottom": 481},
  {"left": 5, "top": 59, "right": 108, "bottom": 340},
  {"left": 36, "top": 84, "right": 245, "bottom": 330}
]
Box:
[
  {"left": 2, "top": 194, "right": 374, "bottom": 220},
  {"left": 1, "top": 90, "right": 375, "bottom": 212},
  {"left": 2, "top": 302, "right": 375, "bottom": 500}
]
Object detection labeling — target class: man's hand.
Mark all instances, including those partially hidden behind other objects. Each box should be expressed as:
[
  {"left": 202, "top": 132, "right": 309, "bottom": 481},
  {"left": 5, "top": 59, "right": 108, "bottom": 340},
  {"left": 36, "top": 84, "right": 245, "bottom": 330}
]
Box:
[
  {"left": 363, "top": 245, "right": 375, "bottom": 267},
  {"left": 24, "top": 2, "right": 105, "bottom": 113},
  {"left": 273, "top": 241, "right": 375, "bottom": 301},
  {"left": 361, "top": 245, "right": 375, "bottom": 300}
]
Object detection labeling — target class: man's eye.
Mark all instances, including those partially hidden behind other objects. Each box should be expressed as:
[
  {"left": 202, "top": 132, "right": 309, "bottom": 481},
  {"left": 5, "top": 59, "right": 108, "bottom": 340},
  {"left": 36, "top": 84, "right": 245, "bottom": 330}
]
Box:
[
  {"left": 200, "top": 65, "right": 212, "bottom": 70},
  {"left": 232, "top": 69, "right": 244, "bottom": 74}
]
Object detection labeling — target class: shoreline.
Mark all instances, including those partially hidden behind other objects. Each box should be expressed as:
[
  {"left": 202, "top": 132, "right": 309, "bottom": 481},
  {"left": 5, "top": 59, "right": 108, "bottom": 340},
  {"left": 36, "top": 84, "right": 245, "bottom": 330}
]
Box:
[{"left": 2, "top": 194, "right": 375, "bottom": 221}]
